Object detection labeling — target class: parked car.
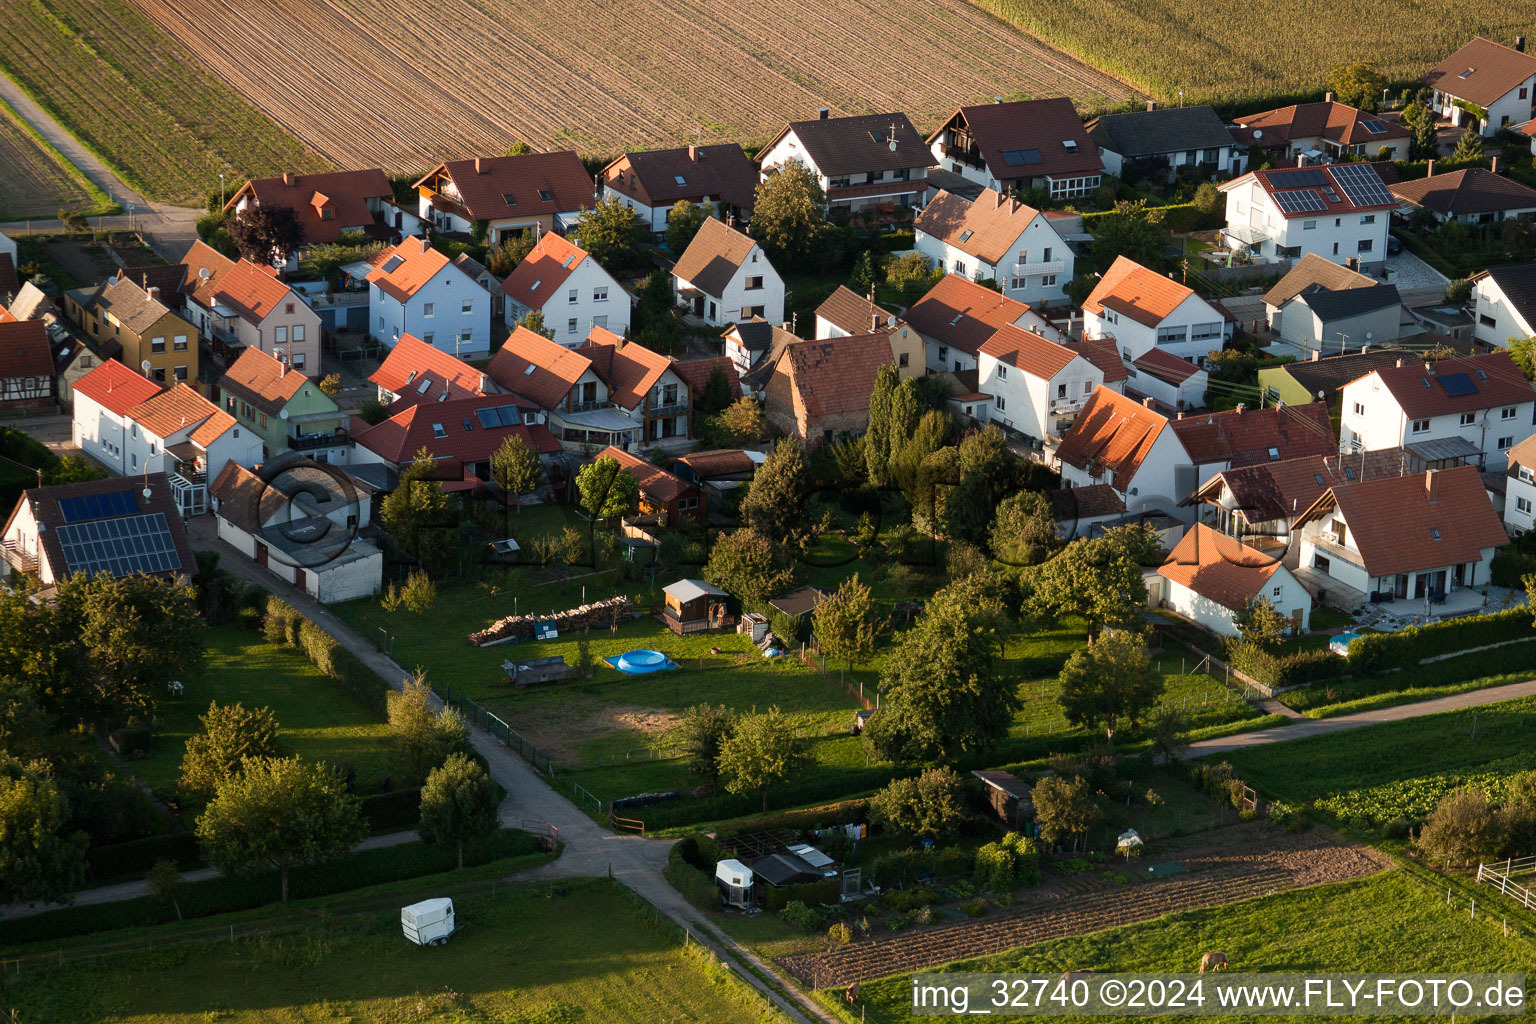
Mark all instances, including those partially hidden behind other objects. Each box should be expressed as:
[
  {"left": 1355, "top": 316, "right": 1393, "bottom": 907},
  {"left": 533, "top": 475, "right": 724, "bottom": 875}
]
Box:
[{"left": 1386, "top": 234, "right": 1403, "bottom": 256}]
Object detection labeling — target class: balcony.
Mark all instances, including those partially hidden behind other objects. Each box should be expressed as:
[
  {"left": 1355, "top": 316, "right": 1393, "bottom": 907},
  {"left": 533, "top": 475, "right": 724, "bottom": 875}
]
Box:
[
  {"left": 1050, "top": 394, "right": 1087, "bottom": 413},
  {"left": 942, "top": 145, "right": 985, "bottom": 169},
  {"left": 568, "top": 399, "right": 608, "bottom": 414},
  {"left": 649, "top": 399, "right": 688, "bottom": 418},
  {"left": 1302, "top": 529, "right": 1365, "bottom": 569},
  {"left": 289, "top": 429, "right": 351, "bottom": 452},
  {"left": 307, "top": 291, "right": 368, "bottom": 308},
  {"left": 1011, "top": 259, "right": 1066, "bottom": 277},
  {"left": 2, "top": 539, "right": 38, "bottom": 575}
]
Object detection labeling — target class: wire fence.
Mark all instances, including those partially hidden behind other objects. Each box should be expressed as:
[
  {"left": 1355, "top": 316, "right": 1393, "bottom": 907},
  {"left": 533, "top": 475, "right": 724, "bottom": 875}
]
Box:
[{"left": 438, "top": 682, "right": 557, "bottom": 776}]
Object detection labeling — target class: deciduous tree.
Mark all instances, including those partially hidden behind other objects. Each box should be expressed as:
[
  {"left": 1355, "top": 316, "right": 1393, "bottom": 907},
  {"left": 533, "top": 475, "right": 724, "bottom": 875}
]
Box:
[
  {"left": 418, "top": 752, "right": 500, "bottom": 869},
  {"left": 1328, "top": 61, "right": 1387, "bottom": 111},
  {"left": 1089, "top": 200, "right": 1171, "bottom": 273},
  {"left": 387, "top": 673, "right": 471, "bottom": 786},
  {"left": 718, "top": 707, "right": 807, "bottom": 812},
  {"left": 870, "top": 766, "right": 967, "bottom": 839},
  {"left": 717, "top": 397, "right": 768, "bottom": 444},
  {"left": 989, "top": 490, "right": 1058, "bottom": 566},
  {"left": 379, "top": 448, "right": 456, "bottom": 573},
  {"left": 678, "top": 704, "right": 736, "bottom": 781},
  {"left": 1234, "top": 595, "right": 1288, "bottom": 647},
  {"left": 179, "top": 701, "right": 282, "bottom": 798},
  {"left": 519, "top": 309, "right": 556, "bottom": 339},
  {"left": 196, "top": 756, "right": 365, "bottom": 902},
  {"left": 488, "top": 233, "right": 537, "bottom": 277},
  {"left": 751, "top": 161, "right": 827, "bottom": 268},
  {"left": 813, "top": 573, "right": 882, "bottom": 671},
  {"left": 490, "top": 434, "right": 543, "bottom": 497},
  {"left": 577, "top": 455, "right": 640, "bottom": 519},
  {"left": 573, "top": 196, "right": 648, "bottom": 270},
  {"left": 665, "top": 201, "right": 709, "bottom": 253},
  {"left": 1056, "top": 629, "right": 1163, "bottom": 749},
  {"left": 1032, "top": 774, "right": 1099, "bottom": 852},
  {"left": 76, "top": 574, "right": 204, "bottom": 721},
  {"left": 703, "top": 527, "right": 794, "bottom": 606},
  {"left": 0, "top": 755, "right": 87, "bottom": 903},
  {"left": 1024, "top": 527, "right": 1153, "bottom": 636},
  {"left": 228, "top": 204, "right": 304, "bottom": 267},
  {"left": 740, "top": 441, "right": 808, "bottom": 543}
]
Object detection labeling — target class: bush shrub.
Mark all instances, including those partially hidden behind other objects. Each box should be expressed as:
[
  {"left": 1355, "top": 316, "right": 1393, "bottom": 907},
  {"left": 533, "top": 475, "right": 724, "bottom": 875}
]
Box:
[
  {"left": 763, "top": 878, "right": 841, "bottom": 912},
  {"left": 881, "top": 886, "right": 938, "bottom": 912},
  {"left": 973, "top": 832, "right": 1041, "bottom": 892},
  {"left": 780, "top": 900, "right": 822, "bottom": 932},
  {"left": 85, "top": 831, "right": 201, "bottom": 882},
  {"left": 358, "top": 788, "right": 423, "bottom": 832},
  {"left": 665, "top": 839, "right": 721, "bottom": 913},
  {"left": 1416, "top": 787, "right": 1503, "bottom": 866},
  {"left": 1348, "top": 609, "right": 1528, "bottom": 673},
  {"left": 827, "top": 921, "right": 853, "bottom": 943}
]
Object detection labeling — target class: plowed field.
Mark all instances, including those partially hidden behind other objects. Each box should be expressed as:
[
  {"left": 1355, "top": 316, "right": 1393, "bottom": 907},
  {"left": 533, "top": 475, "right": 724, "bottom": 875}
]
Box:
[
  {"left": 127, "top": 0, "right": 1139, "bottom": 169},
  {"left": 0, "top": 99, "right": 95, "bottom": 220}
]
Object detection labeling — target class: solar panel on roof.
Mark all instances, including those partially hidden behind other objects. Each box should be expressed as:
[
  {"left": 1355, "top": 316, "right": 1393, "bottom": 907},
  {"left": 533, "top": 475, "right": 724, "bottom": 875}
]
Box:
[
  {"left": 58, "top": 490, "right": 138, "bottom": 523},
  {"left": 1363, "top": 120, "right": 1389, "bottom": 134},
  {"left": 55, "top": 513, "right": 180, "bottom": 579},
  {"left": 1001, "top": 148, "right": 1042, "bottom": 166},
  {"left": 1329, "top": 163, "right": 1394, "bottom": 208},
  {"left": 1438, "top": 372, "right": 1479, "bottom": 397},
  {"left": 382, "top": 256, "right": 404, "bottom": 273},
  {"left": 1272, "top": 168, "right": 1327, "bottom": 187},
  {"left": 1274, "top": 189, "right": 1327, "bottom": 214}
]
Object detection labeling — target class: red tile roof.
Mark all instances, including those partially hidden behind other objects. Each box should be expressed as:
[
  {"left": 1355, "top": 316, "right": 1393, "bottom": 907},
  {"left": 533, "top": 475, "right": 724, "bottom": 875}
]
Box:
[
  {"left": 592, "top": 445, "right": 693, "bottom": 505},
  {"left": 73, "top": 358, "right": 165, "bottom": 415},
  {"left": 1057, "top": 388, "right": 1170, "bottom": 491},
  {"left": 779, "top": 333, "right": 895, "bottom": 421},
  {"left": 1232, "top": 164, "right": 1399, "bottom": 219},
  {"left": 1356, "top": 352, "right": 1536, "bottom": 419},
  {"left": 1169, "top": 402, "right": 1336, "bottom": 468},
  {"left": 1049, "top": 482, "right": 1126, "bottom": 521},
  {"left": 180, "top": 240, "right": 238, "bottom": 307},
  {"left": 1132, "top": 347, "right": 1204, "bottom": 386},
  {"left": 1295, "top": 464, "right": 1508, "bottom": 576},
  {"left": 1084, "top": 256, "right": 1196, "bottom": 327},
  {"left": 130, "top": 384, "right": 222, "bottom": 441},
  {"left": 210, "top": 259, "right": 292, "bottom": 325},
  {"left": 979, "top": 322, "right": 1077, "bottom": 380},
  {"left": 674, "top": 449, "right": 760, "bottom": 478},
  {"left": 1391, "top": 168, "right": 1536, "bottom": 217},
  {"left": 905, "top": 274, "right": 1033, "bottom": 357},
  {"left": 501, "top": 232, "right": 590, "bottom": 310},
  {"left": 1232, "top": 101, "right": 1411, "bottom": 149},
  {"left": 225, "top": 169, "right": 393, "bottom": 245},
  {"left": 1422, "top": 37, "right": 1536, "bottom": 109},
  {"left": 0, "top": 321, "right": 52, "bottom": 379},
  {"left": 1069, "top": 336, "right": 1129, "bottom": 384},
  {"left": 671, "top": 356, "right": 742, "bottom": 403},
  {"left": 352, "top": 392, "right": 560, "bottom": 465},
  {"left": 928, "top": 99, "right": 1102, "bottom": 182},
  {"left": 1159, "top": 523, "right": 1283, "bottom": 611},
  {"left": 1187, "top": 448, "right": 1415, "bottom": 525},
  {"left": 367, "top": 237, "right": 451, "bottom": 302},
  {"left": 916, "top": 188, "right": 1042, "bottom": 266},
  {"left": 414, "top": 151, "right": 594, "bottom": 223},
  {"left": 371, "top": 334, "right": 485, "bottom": 401},
  {"left": 221, "top": 347, "right": 309, "bottom": 415},
  {"left": 484, "top": 326, "right": 593, "bottom": 409},
  {"left": 577, "top": 330, "right": 672, "bottom": 411}
]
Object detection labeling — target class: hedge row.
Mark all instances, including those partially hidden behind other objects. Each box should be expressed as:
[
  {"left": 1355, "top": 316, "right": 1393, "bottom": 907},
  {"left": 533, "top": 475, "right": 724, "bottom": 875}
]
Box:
[
  {"left": 1490, "top": 545, "right": 1536, "bottom": 589},
  {"left": 7, "top": 829, "right": 542, "bottom": 944},
  {"left": 359, "top": 788, "right": 423, "bottom": 832},
  {"left": 1227, "top": 642, "right": 1343, "bottom": 689},
  {"left": 1347, "top": 608, "right": 1533, "bottom": 673},
  {"left": 85, "top": 831, "right": 202, "bottom": 883},
  {"left": 714, "top": 799, "right": 871, "bottom": 843},
  {"left": 666, "top": 837, "right": 722, "bottom": 914},
  {"left": 763, "top": 878, "right": 841, "bottom": 913},
  {"left": 264, "top": 596, "right": 390, "bottom": 716}
]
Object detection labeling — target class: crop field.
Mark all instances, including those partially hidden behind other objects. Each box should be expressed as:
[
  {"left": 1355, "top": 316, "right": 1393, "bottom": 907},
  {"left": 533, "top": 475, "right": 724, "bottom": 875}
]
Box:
[
  {"left": 0, "top": 96, "right": 99, "bottom": 220},
  {"left": 126, "top": 0, "right": 1137, "bottom": 169},
  {"left": 828, "top": 871, "right": 1535, "bottom": 1023},
  {"left": 974, "top": 0, "right": 1530, "bottom": 107},
  {"left": 0, "top": 0, "right": 325, "bottom": 203}
]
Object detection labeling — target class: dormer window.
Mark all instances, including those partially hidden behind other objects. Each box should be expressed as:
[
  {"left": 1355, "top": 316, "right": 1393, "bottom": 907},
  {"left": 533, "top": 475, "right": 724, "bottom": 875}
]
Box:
[
  {"left": 502, "top": 193, "right": 517, "bottom": 205},
  {"left": 537, "top": 188, "right": 552, "bottom": 202},
  {"left": 432, "top": 423, "right": 446, "bottom": 438}
]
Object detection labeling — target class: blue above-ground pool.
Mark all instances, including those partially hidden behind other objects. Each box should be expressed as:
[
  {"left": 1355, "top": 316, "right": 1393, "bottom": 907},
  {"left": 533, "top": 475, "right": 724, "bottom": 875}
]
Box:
[
  {"left": 1329, "top": 632, "right": 1363, "bottom": 656},
  {"left": 614, "top": 649, "right": 675, "bottom": 674}
]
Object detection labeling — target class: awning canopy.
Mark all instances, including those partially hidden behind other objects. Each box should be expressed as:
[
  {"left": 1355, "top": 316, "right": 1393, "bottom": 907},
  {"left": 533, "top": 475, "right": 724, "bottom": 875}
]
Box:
[
  {"left": 560, "top": 407, "right": 642, "bottom": 432},
  {"left": 664, "top": 578, "right": 727, "bottom": 604}
]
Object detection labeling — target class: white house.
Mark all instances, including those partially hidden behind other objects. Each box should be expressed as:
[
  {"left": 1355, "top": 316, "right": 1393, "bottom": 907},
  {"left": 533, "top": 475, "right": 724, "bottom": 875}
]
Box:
[
  {"left": 1158, "top": 523, "right": 1312, "bottom": 636},
  {"left": 501, "top": 232, "right": 630, "bottom": 346},
  {"left": 1391, "top": 167, "right": 1536, "bottom": 226},
  {"left": 599, "top": 144, "right": 759, "bottom": 233},
  {"left": 71, "top": 359, "right": 164, "bottom": 480},
  {"left": 1083, "top": 256, "right": 1231, "bottom": 364},
  {"left": 367, "top": 237, "right": 491, "bottom": 357},
  {"left": 904, "top": 274, "right": 1060, "bottom": 375},
  {"left": 915, "top": 188, "right": 1072, "bottom": 306},
  {"left": 1503, "top": 434, "right": 1536, "bottom": 534},
  {"left": 926, "top": 98, "right": 1104, "bottom": 201},
  {"left": 0, "top": 473, "right": 194, "bottom": 585},
  {"left": 757, "top": 111, "right": 934, "bottom": 218},
  {"left": 181, "top": 244, "right": 322, "bottom": 375},
  {"left": 1263, "top": 253, "right": 1402, "bottom": 356},
  {"left": 722, "top": 319, "right": 800, "bottom": 382},
  {"left": 1127, "top": 348, "right": 1208, "bottom": 411},
  {"left": 976, "top": 323, "right": 1103, "bottom": 442},
  {"left": 671, "top": 217, "right": 784, "bottom": 327},
  {"left": 1338, "top": 351, "right": 1536, "bottom": 471},
  {"left": 210, "top": 459, "right": 382, "bottom": 603},
  {"left": 1218, "top": 164, "right": 1396, "bottom": 268},
  {"left": 1085, "top": 105, "right": 1245, "bottom": 182},
  {"left": 1422, "top": 37, "right": 1536, "bottom": 137},
  {"left": 1471, "top": 264, "right": 1536, "bottom": 348},
  {"left": 812, "top": 286, "right": 925, "bottom": 379},
  {"left": 1293, "top": 465, "right": 1508, "bottom": 609}
]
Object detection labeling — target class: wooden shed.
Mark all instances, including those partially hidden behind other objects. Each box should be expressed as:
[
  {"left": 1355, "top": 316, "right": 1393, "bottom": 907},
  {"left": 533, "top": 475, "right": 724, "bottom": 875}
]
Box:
[
  {"left": 661, "top": 579, "right": 731, "bottom": 635},
  {"left": 973, "top": 769, "right": 1034, "bottom": 828}
]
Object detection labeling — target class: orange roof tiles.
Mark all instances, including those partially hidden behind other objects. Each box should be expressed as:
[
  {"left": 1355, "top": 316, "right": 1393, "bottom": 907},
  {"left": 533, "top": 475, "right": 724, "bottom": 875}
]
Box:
[
  {"left": 577, "top": 330, "right": 672, "bottom": 411},
  {"left": 1084, "top": 256, "right": 1196, "bottom": 328},
  {"left": 1056, "top": 388, "right": 1170, "bottom": 491},
  {"left": 367, "top": 237, "right": 451, "bottom": 302},
  {"left": 1159, "top": 523, "right": 1283, "bottom": 611},
  {"left": 671, "top": 356, "right": 742, "bottom": 403},
  {"left": 501, "top": 232, "right": 590, "bottom": 310},
  {"left": 484, "top": 326, "right": 593, "bottom": 409},
  {"left": 221, "top": 347, "right": 308, "bottom": 413},
  {"left": 211, "top": 259, "right": 292, "bottom": 325},
  {"left": 979, "top": 322, "right": 1077, "bottom": 380},
  {"left": 1069, "top": 335, "right": 1129, "bottom": 384},
  {"left": 73, "top": 358, "right": 165, "bottom": 415},
  {"left": 593, "top": 445, "right": 694, "bottom": 505},
  {"left": 1168, "top": 403, "right": 1335, "bottom": 468},
  {"left": 371, "top": 334, "right": 485, "bottom": 400},
  {"left": 129, "top": 384, "right": 221, "bottom": 440},
  {"left": 904, "top": 274, "right": 1033, "bottom": 357},
  {"left": 916, "top": 188, "right": 1042, "bottom": 266},
  {"left": 180, "top": 240, "right": 238, "bottom": 307}
]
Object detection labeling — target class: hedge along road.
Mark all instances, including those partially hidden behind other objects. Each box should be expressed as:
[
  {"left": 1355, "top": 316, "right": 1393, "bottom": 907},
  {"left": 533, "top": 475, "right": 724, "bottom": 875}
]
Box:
[{"left": 181, "top": 518, "right": 835, "bottom": 1024}]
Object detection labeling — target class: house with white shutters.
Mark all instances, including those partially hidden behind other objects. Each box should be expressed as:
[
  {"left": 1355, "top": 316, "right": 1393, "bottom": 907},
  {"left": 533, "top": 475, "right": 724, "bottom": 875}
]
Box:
[
  {"left": 976, "top": 323, "right": 1103, "bottom": 442},
  {"left": 1083, "top": 256, "right": 1231, "bottom": 364},
  {"left": 366, "top": 237, "right": 490, "bottom": 357},
  {"left": 915, "top": 188, "right": 1072, "bottom": 306},
  {"left": 670, "top": 217, "right": 784, "bottom": 327},
  {"left": 1338, "top": 351, "right": 1536, "bottom": 471},
  {"left": 1422, "top": 37, "right": 1536, "bottom": 137},
  {"left": 1471, "top": 264, "right": 1536, "bottom": 348},
  {"left": 757, "top": 110, "right": 934, "bottom": 219},
  {"left": 1218, "top": 163, "right": 1396, "bottom": 269},
  {"left": 501, "top": 232, "right": 630, "bottom": 345}
]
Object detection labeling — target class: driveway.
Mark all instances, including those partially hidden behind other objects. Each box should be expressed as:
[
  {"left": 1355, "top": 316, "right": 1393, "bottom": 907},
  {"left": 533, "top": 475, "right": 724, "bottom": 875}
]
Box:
[
  {"left": 1385, "top": 246, "right": 1449, "bottom": 290},
  {"left": 0, "top": 412, "right": 76, "bottom": 454}
]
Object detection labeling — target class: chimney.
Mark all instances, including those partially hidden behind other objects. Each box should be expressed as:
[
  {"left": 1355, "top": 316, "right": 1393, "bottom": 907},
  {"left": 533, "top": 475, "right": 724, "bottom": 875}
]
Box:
[
  {"left": 1147, "top": 100, "right": 1156, "bottom": 112},
  {"left": 282, "top": 172, "right": 294, "bottom": 187},
  {"left": 688, "top": 144, "right": 700, "bottom": 162},
  {"left": 1142, "top": 397, "right": 1155, "bottom": 408},
  {"left": 479, "top": 373, "right": 488, "bottom": 393},
  {"left": 474, "top": 157, "right": 486, "bottom": 174},
  {"left": 1425, "top": 467, "right": 1438, "bottom": 493},
  {"left": 420, "top": 237, "right": 431, "bottom": 254},
  {"left": 1176, "top": 411, "right": 1184, "bottom": 420},
  {"left": 1427, "top": 159, "right": 1436, "bottom": 177},
  {"left": 1235, "top": 403, "right": 1247, "bottom": 414},
  {"left": 1396, "top": 358, "right": 1405, "bottom": 367},
  {"left": 1324, "top": 91, "right": 1334, "bottom": 103},
  {"left": 1492, "top": 156, "right": 1501, "bottom": 175},
  {"left": 995, "top": 190, "right": 1005, "bottom": 208},
  {"left": 1297, "top": 154, "right": 1307, "bottom": 168},
  {"left": 147, "top": 286, "right": 160, "bottom": 301},
  {"left": 1311, "top": 349, "right": 1322, "bottom": 361},
  {"left": 1518, "top": 35, "right": 1527, "bottom": 53},
  {"left": 817, "top": 108, "right": 830, "bottom": 120},
  {"left": 993, "top": 96, "right": 1003, "bottom": 104}
]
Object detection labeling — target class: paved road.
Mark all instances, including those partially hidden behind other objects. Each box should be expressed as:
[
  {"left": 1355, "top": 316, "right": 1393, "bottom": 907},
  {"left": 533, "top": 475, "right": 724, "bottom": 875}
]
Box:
[
  {"left": 0, "top": 74, "right": 200, "bottom": 261},
  {"left": 0, "top": 412, "right": 75, "bottom": 454},
  {"left": 1188, "top": 679, "right": 1536, "bottom": 756}
]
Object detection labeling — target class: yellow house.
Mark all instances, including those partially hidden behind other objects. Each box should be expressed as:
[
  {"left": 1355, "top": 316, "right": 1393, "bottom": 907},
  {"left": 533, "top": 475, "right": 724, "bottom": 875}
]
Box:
[{"left": 65, "top": 275, "right": 199, "bottom": 385}]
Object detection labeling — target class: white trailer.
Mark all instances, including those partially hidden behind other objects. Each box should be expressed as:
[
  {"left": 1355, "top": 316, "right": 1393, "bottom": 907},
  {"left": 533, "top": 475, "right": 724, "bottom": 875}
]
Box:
[
  {"left": 715, "top": 859, "right": 755, "bottom": 909},
  {"left": 401, "top": 897, "right": 456, "bottom": 946}
]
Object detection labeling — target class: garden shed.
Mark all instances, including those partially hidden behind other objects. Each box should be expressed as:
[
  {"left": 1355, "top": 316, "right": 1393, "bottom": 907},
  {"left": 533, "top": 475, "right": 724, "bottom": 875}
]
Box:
[
  {"left": 751, "top": 852, "right": 821, "bottom": 888},
  {"left": 661, "top": 578, "right": 731, "bottom": 635},
  {"left": 973, "top": 769, "right": 1034, "bottom": 828},
  {"left": 768, "top": 585, "right": 831, "bottom": 620}
]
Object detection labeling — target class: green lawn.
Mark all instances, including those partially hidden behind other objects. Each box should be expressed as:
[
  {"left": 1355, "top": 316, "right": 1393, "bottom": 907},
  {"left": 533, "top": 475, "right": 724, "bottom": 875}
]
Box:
[
  {"left": 134, "top": 626, "right": 394, "bottom": 803},
  {"left": 1281, "top": 643, "right": 1536, "bottom": 719},
  {"left": 2, "top": 877, "right": 781, "bottom": 1024},
  {"left": 829, "top": 871, "right": 1533, "bottom": 1023}
]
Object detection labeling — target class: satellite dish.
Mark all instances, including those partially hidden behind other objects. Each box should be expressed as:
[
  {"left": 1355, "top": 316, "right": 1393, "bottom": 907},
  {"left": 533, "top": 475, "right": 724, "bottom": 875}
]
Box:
[
  {"left": 142, "top": 486, "right": 152, "bottom": 501},
  {"left": 280, "top": 408, "right": 290, "bottom": 420},
  {"left": 1252, "top": 129, "right": 1263, "bottom": 140},
  {"left": 141, "top": 359, "right": 152, "bottom": 372}
]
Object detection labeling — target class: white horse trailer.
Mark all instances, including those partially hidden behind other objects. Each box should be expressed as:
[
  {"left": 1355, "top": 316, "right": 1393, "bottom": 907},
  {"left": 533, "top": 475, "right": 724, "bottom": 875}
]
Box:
[
  {"left": 402, "top": 898, "right": 455, "bottom": 945},
  {"left": 715, "top": 859, "right": 754, "bottom": 909}
]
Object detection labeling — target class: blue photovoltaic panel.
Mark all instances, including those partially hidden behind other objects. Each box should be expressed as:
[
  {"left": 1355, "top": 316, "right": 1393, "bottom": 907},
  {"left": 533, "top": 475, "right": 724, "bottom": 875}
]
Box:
[
  {"left": 1330, "top": 163, "right": 1395, "bottom": 208},
  {"left": 1270, "top": 167, "right": 1327, "bottom": 187},
  {"left": 57, "top": 490, "right": 138, "bottom": 523},
  {"left": 1438, "top": 372, "right": 1479, "bottom": 397},
  {"left": 55, "top": 513, "right": 181, "bottom": 579},
  {"left": 1274, "top": 189, "right": 1327, "bottom": 214}
]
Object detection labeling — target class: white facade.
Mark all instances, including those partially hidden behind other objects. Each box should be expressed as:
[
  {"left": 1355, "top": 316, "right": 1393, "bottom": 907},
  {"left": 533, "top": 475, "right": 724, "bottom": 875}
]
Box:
[
  {"left": 213, "top": 491, "right": 382, "bottom": 603},
  {"left": 1098, "top": 145, "right": 1242, "bottom": 181},
  {"left": 1340, "top": 377, "right": 1536, "bottom": 472},
  {"left": 923, "top": 309, "right": 1059, "bottom": 375},
  {"left": 1162, "top": 568, "right": 1311, "bottom": 638},
  {"left": 914, "top": 215, "right": 1072, "bottom": 306},
  {"left": 1085, "top": 293, "right": 1230, "bottom": 365},
  {"left": 1433, "top": 76, "right": 1536, "bottom": 136},
  {"left": 1125, "top": 362, "right": 1209, "bottom": 410},
  {"left": 977, "top": 349, "right": 1102, "bottom": 442},
  {"left": 1298, "top": 511, "right": 1499, "bottom": 602},
  {"left": 1506, "top": 462, "right": 1536, "bottom": 535},
  {"left": 71, "top": 389, "right": 130, "bottom": 474},
  {"left": 757, "top": 145, "right": 928, "bottom": 215},
  {"left": 504, "top": 258, "right": 631, "bottom": 346},
  {"left": 372, "top": 263, "right": 491, "bottom": 358},
  {"left": 1221, "top": 179, "right": 1390, "bottom": 268},
  {"left": 1059, "top": 422, "right": 1195, "bottom": 519},
  {"left": 1472, "top": 275, "right": 1535, "bottom": 347},
  {"left": 675, "top": 246, "right": 785, "bottom": 327},
  {"left": 1274, "top": 297, "right": 1402, "bottom": 353}
]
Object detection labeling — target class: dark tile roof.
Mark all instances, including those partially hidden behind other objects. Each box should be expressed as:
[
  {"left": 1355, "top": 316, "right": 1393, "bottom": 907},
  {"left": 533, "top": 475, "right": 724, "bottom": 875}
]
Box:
[
  {"left": 816, "top": 285, "right": 896, "bottom": 336},
  {"left": 606, "top": 144, "right": 758, "bottom": 210},
  {"left": 1168, "top": 403, "right": 1336, "bottom": 467},
  {"left": 769, "top": 112, "right": 934, "bottom": 177},
  {"left": 0, "top": 320, "right": 52, "bottom": 380},
  {"left": 1296, "top": 283, "right": 1401, "bottom": 322},
  {"left": 768, "top": 584, "right": 831, "bottom": 617},
  {"left": 1279, "top": 348, "right": 1419, "bottom": 398},
  {"left": 415, "top": 152, "right": 594, "bottom": 222},
  {"left": 352, "top": 392, "right": 560, "bottom": 465},
  {"left": 1422, "top": 37, "right": 1536, "bottom": 109},
  {"left": 1477, "top": 264, "right": 1536, "bottom": 332},
  {"left": 1364, "top": 351, "right": 1536, "bottom": 419},
  {"left": 1391, "top": 168, "right": 1536, "bottom": 217},
  {"left": 7, "top": 473, "right": 193, "bottom": 580},
  {"left": 1187, "top": 448, "right": 1414, "bottom": 524},
  {"left": 1085, "top": 105, "right": 1235, "bottom": 158},
  {"left": 591, "top": 445, "right": 694, "bottom": 505},
  {"left": 1264, "top": 252, "right": 1378, "bottom": 308},
  {"left": 928, "top": 99, "right": 1102, "bottom": 181},
  {"left": 671, "top": 217, "right": 759, "bottom": 298},
  {"left": 1049, "top": 483, "right": 1126, "bottom": 521},
  {"left": 226, "top": 169, "right": 393, "bottom": 245}
]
